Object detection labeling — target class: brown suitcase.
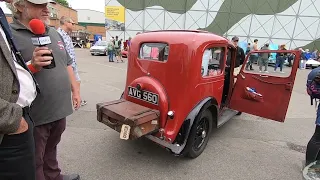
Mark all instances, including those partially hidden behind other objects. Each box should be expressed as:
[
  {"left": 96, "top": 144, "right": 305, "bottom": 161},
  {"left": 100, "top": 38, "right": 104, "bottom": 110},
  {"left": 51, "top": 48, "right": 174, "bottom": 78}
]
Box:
[{"left": 96, "top": 99, "right": 160, "bottom": 140}]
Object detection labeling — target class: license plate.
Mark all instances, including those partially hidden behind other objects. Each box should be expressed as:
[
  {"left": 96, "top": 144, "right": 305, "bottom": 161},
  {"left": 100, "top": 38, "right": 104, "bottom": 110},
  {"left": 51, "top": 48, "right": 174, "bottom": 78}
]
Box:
[
  {"left": 128, "top": 86, "right": 159, "bottom": 105},
  {"left": 120, "top": 124, "right": 131, "bottom": 140}
]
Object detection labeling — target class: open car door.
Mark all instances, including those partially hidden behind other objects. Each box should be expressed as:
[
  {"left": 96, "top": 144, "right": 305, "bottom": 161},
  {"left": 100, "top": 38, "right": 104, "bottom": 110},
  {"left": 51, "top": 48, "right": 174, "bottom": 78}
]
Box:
[{"left": 228, "top": 50, "right": 301, "bottom": 122}]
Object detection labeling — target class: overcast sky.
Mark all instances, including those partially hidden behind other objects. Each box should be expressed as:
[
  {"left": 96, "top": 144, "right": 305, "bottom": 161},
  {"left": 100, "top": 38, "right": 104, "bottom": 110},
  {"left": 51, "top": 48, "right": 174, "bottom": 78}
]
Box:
[
  {"left": 68, "top": 0, "right": 105, "bottom": 12},
  {"left": 0, "top": 0, "right": 105, "bottom": 14}
]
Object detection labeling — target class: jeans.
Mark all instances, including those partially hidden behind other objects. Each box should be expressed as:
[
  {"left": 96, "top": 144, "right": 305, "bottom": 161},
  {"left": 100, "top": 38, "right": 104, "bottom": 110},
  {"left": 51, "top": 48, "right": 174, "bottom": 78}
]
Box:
[
  {"left": 108, "top": 50, "right": 114, "bottom": 62},
  {"left": 306, "top": 125, "right": 320, "bottom": 165},
  {"left": 274, "top": 56, "right": 285, "bottom": 71},
  {"left": 34, "top": 118, "right": 66, "bottom": 180},
  {"left": 259, "top": 57, "right": 268, "bottom": 71},
  {"left": 0, "top": 108, "right": 36, "bottom": 180},
  {"left": 246, "top": 55, "right": 257, "bottom": 70}
]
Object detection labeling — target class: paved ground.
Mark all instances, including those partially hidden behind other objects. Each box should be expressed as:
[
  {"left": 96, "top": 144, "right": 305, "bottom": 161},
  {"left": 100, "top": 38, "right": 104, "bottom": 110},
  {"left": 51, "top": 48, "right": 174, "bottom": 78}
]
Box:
[{"left": 58, "top": 49, "right": 315, "bottom": 180}]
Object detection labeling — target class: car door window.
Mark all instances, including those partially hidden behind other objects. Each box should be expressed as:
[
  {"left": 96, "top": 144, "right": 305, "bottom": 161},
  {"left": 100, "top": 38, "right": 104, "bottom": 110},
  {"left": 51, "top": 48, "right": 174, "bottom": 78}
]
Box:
[
  {"left": 243, "top": 50, "right": 293, "bottom": 77},
  {"left": 201, "top": 47, "right": 225, "bottom": 77}
]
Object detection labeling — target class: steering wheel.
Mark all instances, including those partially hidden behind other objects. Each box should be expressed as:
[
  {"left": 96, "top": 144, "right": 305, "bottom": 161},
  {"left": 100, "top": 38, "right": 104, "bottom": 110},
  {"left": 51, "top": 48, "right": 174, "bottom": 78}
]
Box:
[{"left": 209, "top": 64, "right": 220, "bottom": 69}]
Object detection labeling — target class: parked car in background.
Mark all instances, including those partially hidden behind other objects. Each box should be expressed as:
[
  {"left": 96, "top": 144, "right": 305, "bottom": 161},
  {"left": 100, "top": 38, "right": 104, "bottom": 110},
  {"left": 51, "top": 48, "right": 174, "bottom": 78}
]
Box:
[
  {"left": 121, "top": 50, "right": 128, "bottom": 58},
  {"left": 90, "top": 41, "right": 108, "bottom": 56}
]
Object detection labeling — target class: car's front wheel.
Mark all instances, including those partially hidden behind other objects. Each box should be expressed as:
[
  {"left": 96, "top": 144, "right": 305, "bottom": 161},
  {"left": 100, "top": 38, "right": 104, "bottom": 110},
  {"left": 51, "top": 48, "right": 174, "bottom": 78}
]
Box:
[{"left": 183, "top": 108, "right": 213, "bottom": 158}]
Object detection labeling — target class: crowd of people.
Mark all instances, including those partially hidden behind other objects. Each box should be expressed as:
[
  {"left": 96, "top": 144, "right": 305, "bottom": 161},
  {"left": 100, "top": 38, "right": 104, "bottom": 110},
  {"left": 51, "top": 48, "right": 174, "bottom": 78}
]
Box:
[{"left": 233, "top": 36, "right": 320, "bottom": 73}]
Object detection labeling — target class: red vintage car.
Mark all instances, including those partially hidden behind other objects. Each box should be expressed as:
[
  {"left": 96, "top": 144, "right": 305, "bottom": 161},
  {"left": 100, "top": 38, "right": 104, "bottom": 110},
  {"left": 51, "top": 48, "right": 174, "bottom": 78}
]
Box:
[{"left": 97, "top": 30, "right": 301, "bottom": 158}]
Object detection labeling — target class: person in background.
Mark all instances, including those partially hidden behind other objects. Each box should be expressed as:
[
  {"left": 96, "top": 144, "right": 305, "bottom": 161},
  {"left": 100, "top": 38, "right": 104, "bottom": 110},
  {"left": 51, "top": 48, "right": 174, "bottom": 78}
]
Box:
[
  {"left": 246, "top": 39, "right": 258, "bottom": 70},
  {"left": 7, "top": 0, "right": 81, "bottom": 179},
  {"left": 299, "top": 48, "right": 307, "bottom": 69},
  {"left": 305, "top": 49, "right": 311, "bottom": 60},
  {"left": 246, "top": 43, "right": 251, "bottom": 55},
  {"left": 305, "top": 67, "right": 320, "bottom": 167},
  {"left": 312, "top": 49, "right": 318, "bottom": 60},
  {"left": 227, "top": 36, "right": 245, "bottom": 69},
  {"left": 57, "top": 16, "right": 87, "bottom": 107},
  {"left": 224, "top": 36, "right": 245, "bottom": 105},
  {"left": 274, "top": 44, "right": 287, "bottom": 73},
  {"left": 259, "top": 43, "right": 270, "bottom": 73},
  {"left": 287, "top": 53, "right": 294, "bottom": 67},
  {"left": 114, "top": 36, "right": 123, "bottom": 63},
  {"left": 127, "top": 37, "right": 132, "bottom": 51},
  {"left": 107, "top": 37, "right": 115, "bottom": 62}
]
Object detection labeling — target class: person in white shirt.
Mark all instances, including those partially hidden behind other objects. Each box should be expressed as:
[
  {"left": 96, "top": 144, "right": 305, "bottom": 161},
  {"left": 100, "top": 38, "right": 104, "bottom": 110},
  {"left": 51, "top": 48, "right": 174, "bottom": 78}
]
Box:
[{"left": 57, "top": 16, "right": 87, "bottom": 106}]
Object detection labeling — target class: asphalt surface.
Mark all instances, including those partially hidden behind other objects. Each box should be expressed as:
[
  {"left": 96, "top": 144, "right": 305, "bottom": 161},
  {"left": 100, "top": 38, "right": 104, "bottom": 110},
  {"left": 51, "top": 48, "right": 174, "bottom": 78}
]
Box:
[{"left": 58, "top": 49, "right": 315, "bottom": 180}]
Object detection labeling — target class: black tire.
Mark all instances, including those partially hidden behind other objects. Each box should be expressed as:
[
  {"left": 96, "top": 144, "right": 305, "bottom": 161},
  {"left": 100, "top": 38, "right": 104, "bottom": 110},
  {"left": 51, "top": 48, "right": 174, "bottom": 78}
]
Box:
[
  {"left": 91, "top": 53, "right": 94, "bottom": 56},
  {"left": 183, "top": 109, "right": 213, "bottom": 158}
]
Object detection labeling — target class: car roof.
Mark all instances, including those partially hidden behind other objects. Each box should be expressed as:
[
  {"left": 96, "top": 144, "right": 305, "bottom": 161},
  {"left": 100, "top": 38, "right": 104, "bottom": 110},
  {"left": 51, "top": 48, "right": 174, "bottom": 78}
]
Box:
[{"left": 135, "top": 30, "right": 230, "bottom": 46}]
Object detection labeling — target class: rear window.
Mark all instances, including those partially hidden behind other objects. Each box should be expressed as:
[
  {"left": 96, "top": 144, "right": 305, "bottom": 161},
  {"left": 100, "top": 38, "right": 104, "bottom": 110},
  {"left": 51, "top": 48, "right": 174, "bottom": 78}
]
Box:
[
  {"left": 95, "top": 41, "right": 107, "bottom": 46},
  {"left": 139, "top": 43, "right": 169, "bottom": 62}
]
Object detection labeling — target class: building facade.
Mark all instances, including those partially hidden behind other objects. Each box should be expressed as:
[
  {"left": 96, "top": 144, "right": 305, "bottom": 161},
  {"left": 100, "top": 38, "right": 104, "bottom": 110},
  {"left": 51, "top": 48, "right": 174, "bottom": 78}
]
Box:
[
  {"left": 105, "top": 0, "right": 320, "bottom": 50},
  {"left": 77, "top": 9, "right": 106, "bottom": 40},
  {"left": 48, "top": 2, "right": 80, "bottom": 29}
]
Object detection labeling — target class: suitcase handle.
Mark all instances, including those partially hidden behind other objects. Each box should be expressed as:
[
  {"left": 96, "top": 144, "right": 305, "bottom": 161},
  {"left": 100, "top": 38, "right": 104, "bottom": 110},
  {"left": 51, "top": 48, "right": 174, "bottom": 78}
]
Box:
[{"left": 105, "top": 117, "right": 119, "bottom": 126}]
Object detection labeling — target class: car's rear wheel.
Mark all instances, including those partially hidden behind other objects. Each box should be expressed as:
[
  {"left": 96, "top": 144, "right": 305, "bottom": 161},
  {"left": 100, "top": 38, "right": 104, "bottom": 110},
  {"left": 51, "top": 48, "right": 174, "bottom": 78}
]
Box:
[
  {"left": 183, "top": 109, "right": 213, "bottom": 158},
  {"left": 91, "top": 53, "right": 94, "bottom": 56}
]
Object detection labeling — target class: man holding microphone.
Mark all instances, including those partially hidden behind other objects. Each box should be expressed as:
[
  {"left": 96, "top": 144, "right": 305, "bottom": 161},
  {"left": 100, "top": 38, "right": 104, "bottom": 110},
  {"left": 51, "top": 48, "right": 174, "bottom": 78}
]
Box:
[{"left": 7, "top": 0, "right": 81, "bottom": 179}]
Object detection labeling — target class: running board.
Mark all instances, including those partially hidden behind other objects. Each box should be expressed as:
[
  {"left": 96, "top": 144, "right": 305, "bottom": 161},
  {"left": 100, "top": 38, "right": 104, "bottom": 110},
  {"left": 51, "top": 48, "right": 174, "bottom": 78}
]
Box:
[{"left": 217, "top": 108, "right": 239, "bottom": 128}]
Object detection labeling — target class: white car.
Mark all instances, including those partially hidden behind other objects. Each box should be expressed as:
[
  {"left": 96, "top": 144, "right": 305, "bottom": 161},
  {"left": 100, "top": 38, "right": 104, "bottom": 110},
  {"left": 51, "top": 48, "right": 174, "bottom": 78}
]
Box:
[
  {"left": 90, "top": 41, "right": 108, "bottom": 56},
  {"left": 306, "top": 59, "right": 320, "bottom": 69}
]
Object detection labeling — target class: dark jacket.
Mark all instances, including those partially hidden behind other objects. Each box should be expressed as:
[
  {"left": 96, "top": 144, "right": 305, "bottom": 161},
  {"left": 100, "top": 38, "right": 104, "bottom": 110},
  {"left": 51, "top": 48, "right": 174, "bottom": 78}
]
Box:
[
  {"left": 227, "top": 46, "right": 245, "bottom": 67},
  {"left": 276, "top": 48, "right": 287, "bottom": 58},
  {"left": 0, "top": 24, "right": 23, "bottom": 144}
]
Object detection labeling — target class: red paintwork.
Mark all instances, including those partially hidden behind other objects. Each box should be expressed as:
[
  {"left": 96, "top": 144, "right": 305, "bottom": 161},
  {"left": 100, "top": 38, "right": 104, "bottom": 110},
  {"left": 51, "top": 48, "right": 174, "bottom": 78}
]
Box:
[
  {"left": 121, "top": 50, "right": 128, "bottom": 57},
  {"left": 126, "top": 77, "right": 169, "bottom": 128},
  {"left": 123, "top": 30, "right": 233, "bottom": 141},
  {"left": 229, "top": 50, "right": 301, "bottom": 122}
]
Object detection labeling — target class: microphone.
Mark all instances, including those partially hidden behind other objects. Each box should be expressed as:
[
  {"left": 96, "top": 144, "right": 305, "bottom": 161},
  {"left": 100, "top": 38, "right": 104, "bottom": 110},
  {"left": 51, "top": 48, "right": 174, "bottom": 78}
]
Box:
[{"left": 29, "top": 19, "right": 56, "bottom": 69}]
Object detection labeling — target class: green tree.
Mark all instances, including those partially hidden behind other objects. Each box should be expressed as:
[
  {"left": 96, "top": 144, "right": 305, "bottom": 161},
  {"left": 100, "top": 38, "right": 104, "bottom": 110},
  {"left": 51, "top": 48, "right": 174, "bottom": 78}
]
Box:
[{"left": 55, "top": 0, "right": 69, "bottom": 7}]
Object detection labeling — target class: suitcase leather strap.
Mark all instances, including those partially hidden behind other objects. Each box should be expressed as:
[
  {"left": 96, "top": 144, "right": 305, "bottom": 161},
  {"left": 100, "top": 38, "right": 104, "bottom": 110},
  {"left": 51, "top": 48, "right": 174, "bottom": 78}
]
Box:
[
  {"left": 97, "top": 100, "right": 125, "bottom": 122},
  {"left": 123, "top": 109, "right": 153, "bottom": 125}
]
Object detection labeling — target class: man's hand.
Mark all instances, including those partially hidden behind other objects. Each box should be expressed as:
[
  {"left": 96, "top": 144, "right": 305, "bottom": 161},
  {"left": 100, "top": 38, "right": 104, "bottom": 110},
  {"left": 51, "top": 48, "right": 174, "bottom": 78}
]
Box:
[
  {"left": 72, "top": 92, "right": 81, "bottom": 110},
  {"left": 31, "top": 47, "right": 53, "bottom": 70},
  {"left": 8, "top": 117, "right": 28, "bottom": 135}
]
